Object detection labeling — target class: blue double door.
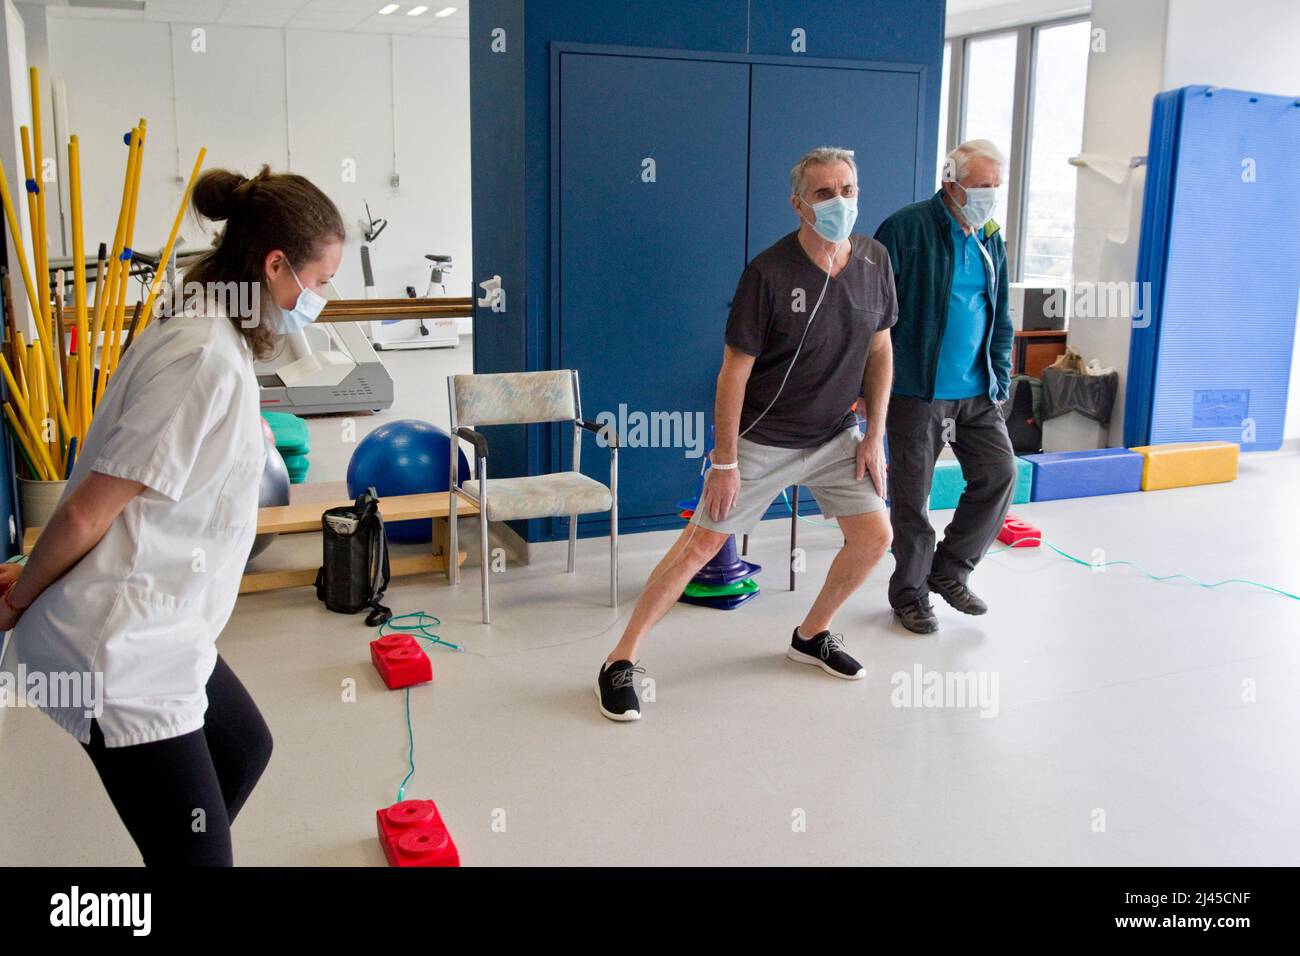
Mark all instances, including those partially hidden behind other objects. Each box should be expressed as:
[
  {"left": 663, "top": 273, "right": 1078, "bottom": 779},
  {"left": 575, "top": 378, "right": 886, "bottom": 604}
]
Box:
[{"left": 554, "top": 47, "right": 925, "bottom": 535}]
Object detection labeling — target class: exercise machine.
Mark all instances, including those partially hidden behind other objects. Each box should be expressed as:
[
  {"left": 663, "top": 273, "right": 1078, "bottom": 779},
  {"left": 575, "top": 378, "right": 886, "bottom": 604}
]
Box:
[{"left": 357, "top": 200, "right": 459, "bottom": 350}]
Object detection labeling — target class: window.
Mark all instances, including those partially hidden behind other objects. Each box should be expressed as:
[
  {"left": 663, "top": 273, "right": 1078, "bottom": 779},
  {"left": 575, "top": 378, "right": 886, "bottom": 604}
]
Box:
[
  {"left": 962, "top": 31, "right": 1018, "bottom": 233},
  {"left": 936, "top": 42, "right": 951, "bottom": 190},
  {"left": 1021, "top": 20, "right": 1092, "bottom": 283},
  {"left": 941, "top": 17, "right": 1092, "bottom": 283}
]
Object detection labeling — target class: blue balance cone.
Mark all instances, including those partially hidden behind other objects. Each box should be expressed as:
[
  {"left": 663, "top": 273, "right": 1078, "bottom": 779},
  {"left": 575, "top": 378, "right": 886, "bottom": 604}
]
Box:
[
  {"left": 693, "top": 534, "right": 760, "bottom": 585},
  {"left": 678, "top": 533, "right": 761, "bottom": 609}
]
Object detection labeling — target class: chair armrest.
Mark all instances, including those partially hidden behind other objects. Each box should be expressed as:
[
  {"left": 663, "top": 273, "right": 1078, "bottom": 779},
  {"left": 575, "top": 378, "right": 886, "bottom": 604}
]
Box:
[
  {"left": 456, "top": 427, "right": 489, "bottom": 460},
  {"left": 579, "top": 418, "right": 619, "bottom": 448}
]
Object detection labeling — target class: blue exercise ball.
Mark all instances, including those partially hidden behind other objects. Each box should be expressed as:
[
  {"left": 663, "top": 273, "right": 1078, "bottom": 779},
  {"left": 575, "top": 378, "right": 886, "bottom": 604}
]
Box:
[{"left": 347, "top": 419, "right": 470, "bottom": 544}]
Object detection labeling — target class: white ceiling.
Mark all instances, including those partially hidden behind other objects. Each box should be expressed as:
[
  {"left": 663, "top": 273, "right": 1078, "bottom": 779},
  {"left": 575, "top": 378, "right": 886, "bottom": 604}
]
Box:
[{"left": 46, "top": 0, "right": 469, "bottom": 37}]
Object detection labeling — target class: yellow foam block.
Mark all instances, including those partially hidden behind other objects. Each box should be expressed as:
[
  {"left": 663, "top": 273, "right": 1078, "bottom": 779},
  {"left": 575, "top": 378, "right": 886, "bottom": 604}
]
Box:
[{"left": 1129, "top": 441, "right": 1239, "bottom": 491}]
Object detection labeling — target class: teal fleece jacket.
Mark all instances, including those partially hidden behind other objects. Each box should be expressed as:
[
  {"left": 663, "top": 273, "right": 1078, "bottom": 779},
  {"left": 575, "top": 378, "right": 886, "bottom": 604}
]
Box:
[{"left": 874, "top": 190, "right": 1014, "bottom": 403}]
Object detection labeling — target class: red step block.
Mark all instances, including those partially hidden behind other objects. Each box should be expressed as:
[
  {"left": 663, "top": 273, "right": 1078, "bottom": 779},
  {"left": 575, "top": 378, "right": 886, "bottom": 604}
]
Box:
[
  {"left": 997, "top": 513, "right": 1041, "bottom": 548},
  {"left": 370, "top": 633, "right": 432, "bottom": 689},
  {"left": 376, "top": 799, "right": 460, "bottom": 867}
]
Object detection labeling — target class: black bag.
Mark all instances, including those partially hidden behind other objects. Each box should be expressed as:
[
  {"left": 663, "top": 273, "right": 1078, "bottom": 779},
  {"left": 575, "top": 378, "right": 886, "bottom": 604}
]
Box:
[
  {"left": 314, "top": 487, "right": 392, "bottom": 626},
  {"left": 1002, "top": 374, "right": 1043, "bottom": 455},
  {"left": 1040, "top": 367, "right": 1119, "bottom": 425}
]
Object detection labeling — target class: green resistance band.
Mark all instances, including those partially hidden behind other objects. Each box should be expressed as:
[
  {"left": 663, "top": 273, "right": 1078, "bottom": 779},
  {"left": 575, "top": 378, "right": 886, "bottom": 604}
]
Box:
[
  {"left": 778, "top": 488, "right": 1297, "bottom": 602},
  {"left": 375, "top": 611, "right": 459, "bottom": 803},
  {"left": 987, "top": 538, "right": 1300, "bottom": 601},
  {"left": 397, "top": 686, "right": 415, "bottom": 804},
  {"left": 379, "top": 611, "right": 464, "bottom": 652}
]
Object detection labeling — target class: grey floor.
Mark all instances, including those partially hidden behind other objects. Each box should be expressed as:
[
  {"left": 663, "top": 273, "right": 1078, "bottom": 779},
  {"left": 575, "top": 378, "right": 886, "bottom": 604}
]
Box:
[{"left": 2, "top": 339, "right": 1298, "bottom": 865}]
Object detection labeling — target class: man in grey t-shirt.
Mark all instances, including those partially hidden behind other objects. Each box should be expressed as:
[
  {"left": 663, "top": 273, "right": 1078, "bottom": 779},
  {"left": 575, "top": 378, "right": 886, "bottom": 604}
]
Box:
[{"left": 596, "top": 146, "right": 897, "bottom": 722}]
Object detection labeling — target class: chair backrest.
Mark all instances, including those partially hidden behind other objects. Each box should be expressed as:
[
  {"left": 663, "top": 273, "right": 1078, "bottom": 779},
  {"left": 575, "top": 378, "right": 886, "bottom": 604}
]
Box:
[{"left": 450, "top": 370, "right": 578, "bottom": 427}]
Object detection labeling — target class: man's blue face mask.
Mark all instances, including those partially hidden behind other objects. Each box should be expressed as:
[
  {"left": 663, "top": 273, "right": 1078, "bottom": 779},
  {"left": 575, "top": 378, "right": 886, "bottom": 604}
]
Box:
[
  {"left": 953, "top": 184, "right": 998, "bottom": 229},
  {"left": 799, "top": 193, "right": 858, "bottom": 244}
]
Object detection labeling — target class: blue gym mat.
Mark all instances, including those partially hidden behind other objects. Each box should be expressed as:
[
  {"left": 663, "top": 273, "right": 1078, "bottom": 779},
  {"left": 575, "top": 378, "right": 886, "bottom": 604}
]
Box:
[{"left": 1125, "top": 87, "right": 1300, "bottom": 452}]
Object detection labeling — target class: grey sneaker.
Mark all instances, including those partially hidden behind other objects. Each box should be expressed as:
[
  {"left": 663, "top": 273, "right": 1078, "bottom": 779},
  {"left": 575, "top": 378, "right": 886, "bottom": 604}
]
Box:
[
  {"left": 927, "top": 571, "right": 988, "bottom": 615},
  {"left": 894, "top": 598, "right": 940, "bottom": 634}
]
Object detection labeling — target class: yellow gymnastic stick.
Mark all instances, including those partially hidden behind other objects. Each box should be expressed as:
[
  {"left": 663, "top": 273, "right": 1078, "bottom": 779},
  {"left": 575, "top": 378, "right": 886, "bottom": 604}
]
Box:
[
  {"left": 3, "top": 401, "right": 52, "bottom": 481},
  {"left": 29, "top": 69, "right": 49, "bottom": 337},
  {"left": 105, "top": 119, "right": 147, "bottom": 382},
  {"left": 94, "top": 125, "right": 141, "bottom": 408},
  {"left": 13, "top": 330, "right": 30, "bottom": 404},
  {"left": 19, "top": 127, "right": 67, "bottom": 448},
  {"left": 0, "top": 157, "right": 44, "bottom": 326},
  {"left": 0, "top": 154, "right": 70, "bottom": 454},
  {"left": 87, "top": 244, "right": 105, "bottom": 417},
  {"left": 18, "top": 127, "right": 48, "bottom": 347},
  {"left": 65, "top": 358, "right": 79, "bottom": 441},
  {"left": 31, "top": 344, "right": 48, "bottom": 463},
  {"left": 137, "top": 147, "right": 206, "bottom": 334},
  {"left": 28, "top": 345, "right": 49, "bottom": 470},
  {"left": 68, "top": 136, "right": 91, "bottom": 440}
]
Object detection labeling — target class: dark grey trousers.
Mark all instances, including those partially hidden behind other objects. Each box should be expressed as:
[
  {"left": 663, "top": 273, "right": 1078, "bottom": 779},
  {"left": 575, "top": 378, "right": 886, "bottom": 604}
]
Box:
[{"left": 885, "top": 393, "right": 1017, "bottom": 609}]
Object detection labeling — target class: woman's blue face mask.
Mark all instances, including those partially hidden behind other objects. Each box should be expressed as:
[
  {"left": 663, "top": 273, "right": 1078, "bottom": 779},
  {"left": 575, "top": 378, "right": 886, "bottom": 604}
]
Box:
[{"left": 272, "top": 264, "right": 327, "bottom": 334}]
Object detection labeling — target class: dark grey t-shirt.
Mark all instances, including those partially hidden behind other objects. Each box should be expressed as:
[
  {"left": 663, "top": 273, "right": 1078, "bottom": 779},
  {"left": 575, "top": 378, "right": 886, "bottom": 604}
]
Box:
[{"left": 725, "top": 231, "right": 898, "bottom": 449}]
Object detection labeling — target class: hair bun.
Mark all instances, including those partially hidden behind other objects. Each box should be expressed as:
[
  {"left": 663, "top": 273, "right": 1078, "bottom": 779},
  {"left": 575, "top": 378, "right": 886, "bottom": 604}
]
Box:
[{"left": 192, "top": 168, "right": 254, "bottom": 222}]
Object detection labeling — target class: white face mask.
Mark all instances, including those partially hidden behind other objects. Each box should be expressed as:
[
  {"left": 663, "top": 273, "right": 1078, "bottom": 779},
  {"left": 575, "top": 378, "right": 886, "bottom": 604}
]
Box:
[
  {"left": 954, "top": 184, "right": 998, "bottom": 229},
  {"left": 272, "top": 264, "right": 327, "bottom": 334}
]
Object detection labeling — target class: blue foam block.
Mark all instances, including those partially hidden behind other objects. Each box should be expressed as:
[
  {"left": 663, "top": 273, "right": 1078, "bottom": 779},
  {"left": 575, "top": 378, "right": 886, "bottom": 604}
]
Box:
[
  {"left": 1024, "top": 448, "right": 1143, "bottom": 502},
  {"left": 929, "top": 458, "right": 1032, "bottom": 510}
]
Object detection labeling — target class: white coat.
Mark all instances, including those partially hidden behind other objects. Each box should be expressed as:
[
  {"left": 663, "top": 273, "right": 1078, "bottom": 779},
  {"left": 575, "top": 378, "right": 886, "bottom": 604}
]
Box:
[{"left": 1, "top": 306, "right": 266, "bottom": 747}]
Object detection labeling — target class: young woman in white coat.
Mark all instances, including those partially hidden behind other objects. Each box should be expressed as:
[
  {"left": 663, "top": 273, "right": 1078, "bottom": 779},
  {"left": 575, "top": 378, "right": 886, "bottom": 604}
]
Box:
[{"left": 0, "top": 166, "right": 344, "bottom": 865}]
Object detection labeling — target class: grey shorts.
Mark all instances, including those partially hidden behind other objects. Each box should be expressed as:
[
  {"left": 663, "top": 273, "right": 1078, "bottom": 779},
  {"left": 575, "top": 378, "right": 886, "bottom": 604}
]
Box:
[{"left": 690, "top": 425, "right": 886, "bottom": 535}]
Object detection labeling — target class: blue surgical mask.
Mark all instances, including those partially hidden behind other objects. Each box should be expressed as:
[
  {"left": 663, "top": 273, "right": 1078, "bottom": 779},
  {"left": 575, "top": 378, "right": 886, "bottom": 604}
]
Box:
[
  {"left": 955, "top": 185, "right": 997, "bottom": 229},
  {"left": 272, "top": 264, "right": 327, "bottom": 334},
  {"left": 799, "top": 194, "right": 858, "bottom": 244}
]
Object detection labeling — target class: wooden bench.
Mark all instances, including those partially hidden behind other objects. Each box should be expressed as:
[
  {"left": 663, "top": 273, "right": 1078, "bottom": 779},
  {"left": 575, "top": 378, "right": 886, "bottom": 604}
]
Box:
[{"left": 22, "top": 491, "right": 479, "bottom": 595}]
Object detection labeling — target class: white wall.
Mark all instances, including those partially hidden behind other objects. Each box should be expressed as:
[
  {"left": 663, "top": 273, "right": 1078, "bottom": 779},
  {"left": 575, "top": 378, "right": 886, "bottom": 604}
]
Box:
[
  {"left": 38, "top": 13, "right": 471, "bottom": 313},
  {"left": 1063, "top": 0, "right": 1168, "bottom": 445},
  {"left": 0, "top": 0, "right": 32, "bottom": 326}
]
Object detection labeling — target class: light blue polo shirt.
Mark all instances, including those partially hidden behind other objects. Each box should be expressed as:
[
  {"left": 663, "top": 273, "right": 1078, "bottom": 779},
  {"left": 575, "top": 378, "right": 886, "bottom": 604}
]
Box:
[{"left": 934, "top": 207, "right": 991, "bottom": 400}]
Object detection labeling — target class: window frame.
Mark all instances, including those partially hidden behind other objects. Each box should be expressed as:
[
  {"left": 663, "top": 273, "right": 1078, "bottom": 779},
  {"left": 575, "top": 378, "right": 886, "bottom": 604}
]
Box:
[{"left": 943, "top": 13, "right": 1091, "bottom": 282}]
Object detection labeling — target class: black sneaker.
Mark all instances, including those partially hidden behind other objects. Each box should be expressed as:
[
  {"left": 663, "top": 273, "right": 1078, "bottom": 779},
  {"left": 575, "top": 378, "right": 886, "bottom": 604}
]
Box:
[
  {"left": 595, "top": 659, "right": 644, "bottom": 721},
  {"left": 786, "top": 628, "right": 865, "bottom": 680},
  {"left": 894, "top": 598, "right": 939, "bottom": 634},
  {"left": 927, "top": 571, "right": 988, "bottom": 615}
]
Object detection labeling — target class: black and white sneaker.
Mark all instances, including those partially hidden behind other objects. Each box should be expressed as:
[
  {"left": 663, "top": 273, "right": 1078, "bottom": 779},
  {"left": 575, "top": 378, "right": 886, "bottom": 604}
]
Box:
[
  {"left": 786, "top": 628, "right": 865, "bottom": 680},
  {"left": 595, "top": 659, "right": 645, "bottom": 721}
]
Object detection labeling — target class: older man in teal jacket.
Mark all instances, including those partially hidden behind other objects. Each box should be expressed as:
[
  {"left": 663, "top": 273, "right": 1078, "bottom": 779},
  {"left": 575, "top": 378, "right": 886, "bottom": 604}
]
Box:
[{"left": 873, "top": 139, "right": 1017, "bottom": 634}]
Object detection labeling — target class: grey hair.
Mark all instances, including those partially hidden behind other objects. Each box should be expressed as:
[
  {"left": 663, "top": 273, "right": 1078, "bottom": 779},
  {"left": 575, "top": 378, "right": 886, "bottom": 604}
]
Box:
[
  {"left": 944, "top": 138, "right": 1005, "bottom": 183},
  {"left": 790, "top": 146, "right": 857, "bottom": 197}
]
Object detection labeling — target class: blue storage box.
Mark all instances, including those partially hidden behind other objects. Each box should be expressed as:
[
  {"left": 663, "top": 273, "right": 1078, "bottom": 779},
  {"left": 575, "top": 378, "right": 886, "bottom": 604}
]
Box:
[
  {"left": 1024, "top": 448, "right": 1143, "bottom": 501},
  {"left": 930, "top": 458, "right": 1032, "bottom": 511}
]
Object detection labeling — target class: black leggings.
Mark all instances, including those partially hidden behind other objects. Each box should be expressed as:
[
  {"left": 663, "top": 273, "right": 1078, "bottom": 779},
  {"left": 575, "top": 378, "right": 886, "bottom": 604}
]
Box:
[{"left": 80, "top": 655, "right": 272, "bottom": 866}]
